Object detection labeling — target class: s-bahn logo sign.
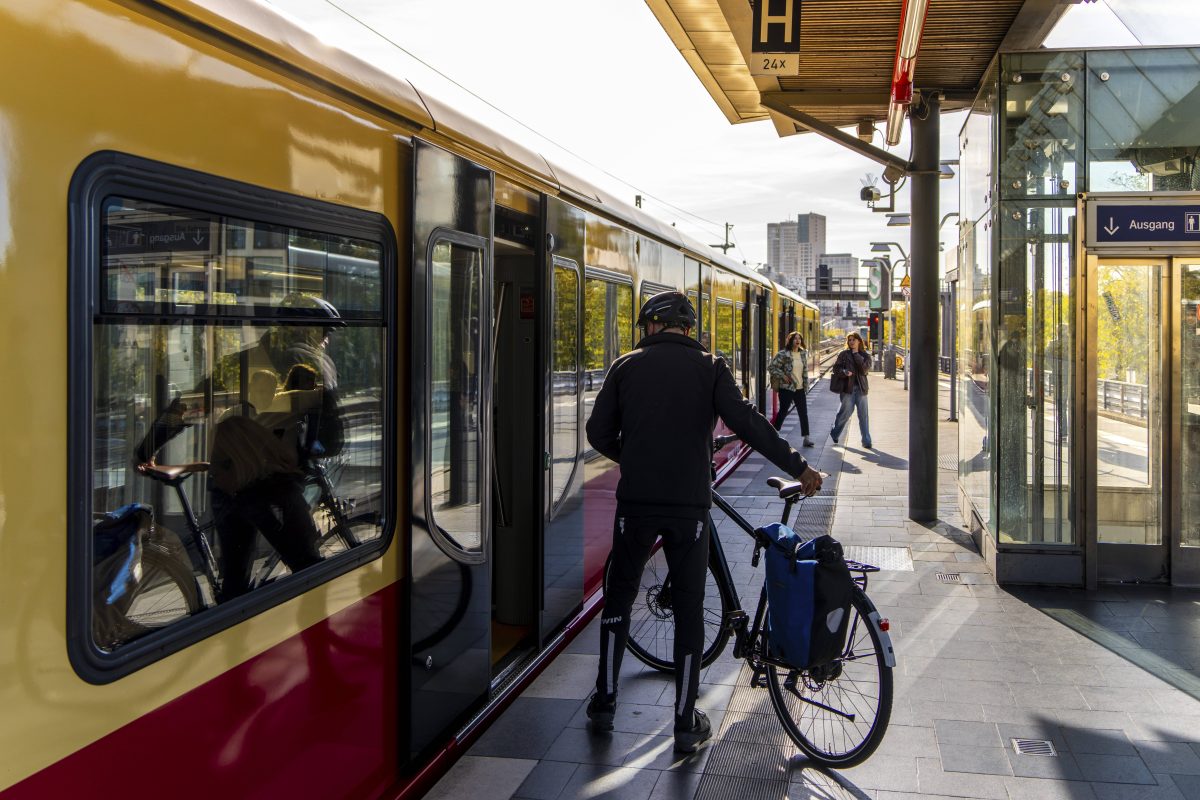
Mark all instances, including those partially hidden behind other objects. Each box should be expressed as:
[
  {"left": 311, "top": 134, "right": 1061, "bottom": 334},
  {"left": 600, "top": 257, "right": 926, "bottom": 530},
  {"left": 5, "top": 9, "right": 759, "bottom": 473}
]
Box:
[
  {"left": 1085, "top": 195, "right": 1200, "bottom": 248},
  {"left": 750, "top": 0, "right": 801, "bottom": 76}
]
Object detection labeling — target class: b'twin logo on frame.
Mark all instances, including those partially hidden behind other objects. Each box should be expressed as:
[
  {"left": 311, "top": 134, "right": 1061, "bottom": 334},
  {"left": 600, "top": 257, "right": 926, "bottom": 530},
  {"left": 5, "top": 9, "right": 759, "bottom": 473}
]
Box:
[{"left": 601, "top": 615, "right": 625, "bottom": 625}]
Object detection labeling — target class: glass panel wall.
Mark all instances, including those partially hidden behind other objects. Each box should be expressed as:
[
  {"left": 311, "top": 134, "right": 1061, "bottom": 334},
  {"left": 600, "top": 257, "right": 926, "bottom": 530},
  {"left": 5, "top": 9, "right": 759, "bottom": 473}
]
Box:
[
  {"left": 999, "top": 51, "right": 1084, "bottom": 200},
  {"left": 1087, "top": 48, "right": 1200, "bottom": 193}
]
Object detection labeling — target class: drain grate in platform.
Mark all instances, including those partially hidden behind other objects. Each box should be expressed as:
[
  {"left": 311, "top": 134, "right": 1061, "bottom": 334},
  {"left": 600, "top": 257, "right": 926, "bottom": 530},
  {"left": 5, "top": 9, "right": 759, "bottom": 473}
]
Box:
[
  {"left": 842, "top": 545, "right": 913, "bottom": 572},
  {"left": 935, "top": 572, "right": 963, "bottom": 583},
  {"left": 1011, "top": 738, "right": 1057, "bottom": 757}
]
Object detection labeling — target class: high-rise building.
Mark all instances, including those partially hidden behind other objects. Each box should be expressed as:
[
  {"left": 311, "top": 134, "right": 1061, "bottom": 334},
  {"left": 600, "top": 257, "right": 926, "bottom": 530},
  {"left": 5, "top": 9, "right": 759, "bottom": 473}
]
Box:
[
  {"left": 766, "top": 213, "right": 826, "bottom": 293},
  {"left": 795, "top": 213, "right": 826, "bottom": 291},
  {"left": 766, "top": 220, "right": 798, "bottom": 287}
]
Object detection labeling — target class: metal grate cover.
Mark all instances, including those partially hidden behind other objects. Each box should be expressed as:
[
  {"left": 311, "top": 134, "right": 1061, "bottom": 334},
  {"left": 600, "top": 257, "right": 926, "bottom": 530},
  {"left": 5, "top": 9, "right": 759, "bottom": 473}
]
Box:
[
  {"left": 1012, "top": 738, "right": 1057, "bottom": 757},
  {"left": 935, "top": 572, "right": 963, "bottom": 583},
  {"left": 842, "top": 545, "right": 914, "bottom": 572}
]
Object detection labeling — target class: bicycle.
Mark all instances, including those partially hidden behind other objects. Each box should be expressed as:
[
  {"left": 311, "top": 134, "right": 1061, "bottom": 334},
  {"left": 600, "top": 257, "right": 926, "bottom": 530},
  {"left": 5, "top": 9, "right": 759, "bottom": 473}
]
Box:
[
  {"left": 614, "top": 437, "right": 895, "bottom": 767},
  {"left": 98, "top": 458, "right": 378, "bottom": 647}
]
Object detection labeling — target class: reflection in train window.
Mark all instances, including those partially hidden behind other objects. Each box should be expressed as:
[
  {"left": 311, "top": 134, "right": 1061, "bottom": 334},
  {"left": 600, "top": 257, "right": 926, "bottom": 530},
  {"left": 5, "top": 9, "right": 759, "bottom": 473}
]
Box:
[
  {"left": 716, "top": 299, "right": 734, "bottom": 372},
  {"left": 429, "top": 240, "right": 484, "bottom": 553},
  {"left": 583, "top": 276, "right": 633, "bottom": 458},
  {"left": 735, "top": 302, "right": 745, "bottom": 387},
  {"left": 91, "top": 197, "right": 386, "bottom": 655},
  {"left": 551, "top": 260, "right": 580, "bottom": 510}
]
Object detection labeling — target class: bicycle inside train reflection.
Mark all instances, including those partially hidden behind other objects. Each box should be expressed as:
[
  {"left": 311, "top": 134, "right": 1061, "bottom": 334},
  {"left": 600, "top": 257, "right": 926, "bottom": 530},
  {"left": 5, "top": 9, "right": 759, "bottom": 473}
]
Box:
[{"left": 92, "top": 302, "right": 381, "bottom": 652}]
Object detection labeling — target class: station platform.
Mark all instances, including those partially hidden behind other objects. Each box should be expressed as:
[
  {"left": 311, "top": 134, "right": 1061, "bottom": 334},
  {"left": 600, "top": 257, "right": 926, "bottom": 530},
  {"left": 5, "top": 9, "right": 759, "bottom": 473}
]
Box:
[{"left": 427, "top": 371, "right": 1200, "bottom": 800}]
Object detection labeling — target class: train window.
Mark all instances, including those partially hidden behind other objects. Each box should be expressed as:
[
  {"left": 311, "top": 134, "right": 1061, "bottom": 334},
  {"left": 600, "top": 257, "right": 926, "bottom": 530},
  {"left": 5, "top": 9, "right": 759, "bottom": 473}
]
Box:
[
  {"left": 551, "top": 260, "right": 581, "bottom": 510},
  {"left": 583, "top": 275, "right": 633, "bottom": 458},
  {"left": 715, "top": 299, "right": 735, "bottom": 368},
  {"left": 72, "top": 156, "right": 393, "bottom": 680},
  {"left": 729, "top": 303, "right": 739, "bottom": 383},
  {"left": 429, "top": 240, "right": 485, "bottom": 553}
]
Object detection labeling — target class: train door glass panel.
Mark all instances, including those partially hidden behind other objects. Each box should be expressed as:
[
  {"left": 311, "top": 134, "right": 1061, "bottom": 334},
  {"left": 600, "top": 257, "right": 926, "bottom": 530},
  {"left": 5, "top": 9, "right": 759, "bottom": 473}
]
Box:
[
  {"left": 1090, "top": 258, "right": 1166, "bottom": 581},
  {"left": 429, "top": 240, "right": 484, "bottom": 551},
  {"left": 83, "top": 189, "right": 388, "bottom": 675},
  {"left": 551, "top": 260, "right": 580, "bottom": 511}
]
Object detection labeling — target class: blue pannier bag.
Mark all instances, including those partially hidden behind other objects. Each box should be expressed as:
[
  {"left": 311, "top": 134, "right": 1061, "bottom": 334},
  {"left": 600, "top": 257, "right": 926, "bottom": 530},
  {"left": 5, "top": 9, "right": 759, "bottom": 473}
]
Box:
[
  {"left": 93, "top": 503, "right": 152, "bottom": 605},
  {"left": 759, "top": 523, "right": 854, "bottom": 670}
]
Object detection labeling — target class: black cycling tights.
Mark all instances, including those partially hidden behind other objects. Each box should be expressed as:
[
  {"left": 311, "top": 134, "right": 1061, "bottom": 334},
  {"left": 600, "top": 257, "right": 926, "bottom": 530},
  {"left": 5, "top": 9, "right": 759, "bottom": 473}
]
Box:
[{"left": 597, "top": 514, "right": 710, "bottom": 728}]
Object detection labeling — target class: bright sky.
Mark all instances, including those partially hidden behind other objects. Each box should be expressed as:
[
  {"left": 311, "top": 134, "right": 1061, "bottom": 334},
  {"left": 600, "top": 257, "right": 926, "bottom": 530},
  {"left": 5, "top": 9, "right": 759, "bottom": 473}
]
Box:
[{"left": 262, "top": 0, "right": 1190, "bottom": 272}]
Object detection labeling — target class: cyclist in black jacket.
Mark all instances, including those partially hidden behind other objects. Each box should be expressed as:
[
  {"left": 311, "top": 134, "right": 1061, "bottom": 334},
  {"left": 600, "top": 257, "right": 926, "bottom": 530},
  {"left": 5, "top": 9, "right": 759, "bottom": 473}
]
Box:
[{"left": 585, "top": 291, "right": 823, "bottom": 752}]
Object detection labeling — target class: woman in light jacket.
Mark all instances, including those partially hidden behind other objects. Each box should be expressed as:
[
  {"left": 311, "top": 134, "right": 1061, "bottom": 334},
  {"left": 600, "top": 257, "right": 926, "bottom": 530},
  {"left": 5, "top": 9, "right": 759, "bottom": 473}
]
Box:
[
  {"left": 767, "top": 331, "right": 814, "bottom": 447},
  {"left": 829, "top": 332, "right": 872, "bottom": 448}
]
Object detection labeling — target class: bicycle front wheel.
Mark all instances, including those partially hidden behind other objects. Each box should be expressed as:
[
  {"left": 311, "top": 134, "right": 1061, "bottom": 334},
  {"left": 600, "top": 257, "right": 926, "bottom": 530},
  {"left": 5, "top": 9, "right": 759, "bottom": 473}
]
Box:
[
  {"left": 256, "top": 511, "right": 381, "bottom": 584},
  {"left": 95, "top": 543, "right": 202, "bottom": 650},
  {"left": 765, "top": 590, "right": 893, "bottom": 768},
  {"left": 618, "top": 544, "right": 730, "bottom": 673}
]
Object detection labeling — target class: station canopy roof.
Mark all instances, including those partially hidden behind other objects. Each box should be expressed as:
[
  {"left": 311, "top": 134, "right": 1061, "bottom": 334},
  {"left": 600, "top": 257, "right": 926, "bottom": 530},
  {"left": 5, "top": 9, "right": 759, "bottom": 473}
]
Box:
[{"left": 645, "top": 0, "right": 1080, "bottom": 140}]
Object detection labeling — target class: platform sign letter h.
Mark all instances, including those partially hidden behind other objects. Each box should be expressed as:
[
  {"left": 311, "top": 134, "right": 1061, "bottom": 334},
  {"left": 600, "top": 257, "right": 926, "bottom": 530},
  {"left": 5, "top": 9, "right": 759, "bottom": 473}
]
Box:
[{"left": 753, "top": 0, "right": 801, "bottom": 53}]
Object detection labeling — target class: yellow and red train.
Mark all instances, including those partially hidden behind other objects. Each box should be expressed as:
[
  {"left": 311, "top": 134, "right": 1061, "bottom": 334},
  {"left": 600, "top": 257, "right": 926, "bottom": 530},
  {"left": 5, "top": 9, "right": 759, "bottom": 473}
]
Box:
[{"left": 0, "top": 1, "right": 820, "bottom": 796}]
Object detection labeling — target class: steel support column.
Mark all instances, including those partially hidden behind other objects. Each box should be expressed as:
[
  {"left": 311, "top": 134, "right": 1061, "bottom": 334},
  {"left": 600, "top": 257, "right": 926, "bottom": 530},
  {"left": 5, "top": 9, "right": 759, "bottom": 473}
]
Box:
[{"left": 909, "top": 92, "right": 939, "bottom": 521}]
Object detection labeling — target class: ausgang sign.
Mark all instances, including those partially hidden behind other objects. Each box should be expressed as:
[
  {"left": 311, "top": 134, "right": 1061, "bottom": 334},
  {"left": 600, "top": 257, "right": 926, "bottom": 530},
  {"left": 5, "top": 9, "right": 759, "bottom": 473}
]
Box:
[
  {"left": 1085, "top": 195, "right": 1200, "bottom": 248},
  {"left": 749, "top": 0, "right": 801, "bottom": 76}
]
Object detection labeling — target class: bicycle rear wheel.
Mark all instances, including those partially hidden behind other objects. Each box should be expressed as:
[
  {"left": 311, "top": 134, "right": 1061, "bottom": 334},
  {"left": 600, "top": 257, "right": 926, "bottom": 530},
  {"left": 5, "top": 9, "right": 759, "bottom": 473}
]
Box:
[
  {"left": 765, "top": 590, "right": 893, "bottom": 768},
  {"left": 618, "top": 545, "right": 730, "bottom": 673}
]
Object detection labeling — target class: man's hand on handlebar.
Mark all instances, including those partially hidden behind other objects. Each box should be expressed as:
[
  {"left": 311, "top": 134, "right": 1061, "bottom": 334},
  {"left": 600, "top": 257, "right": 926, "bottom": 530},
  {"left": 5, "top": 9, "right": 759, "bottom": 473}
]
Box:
[{"left": 797, "top": 465, "right": 823, "bottom": 496}]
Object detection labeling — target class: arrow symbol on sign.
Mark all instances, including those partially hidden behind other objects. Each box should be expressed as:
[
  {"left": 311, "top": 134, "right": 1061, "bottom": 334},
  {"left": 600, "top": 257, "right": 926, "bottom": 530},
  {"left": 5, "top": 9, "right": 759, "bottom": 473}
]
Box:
[
  {"left": 1104, "top": 217, "right": 1119, "bottom": 236},
  {"left": 193, "top": 232, "right": 205, "bottom": 245}
]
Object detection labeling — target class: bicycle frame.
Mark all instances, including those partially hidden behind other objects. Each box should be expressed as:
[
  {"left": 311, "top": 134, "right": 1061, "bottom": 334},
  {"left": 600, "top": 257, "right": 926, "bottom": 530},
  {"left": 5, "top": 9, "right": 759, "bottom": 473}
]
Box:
[
  {"left": 147, "top": 459, "right": 360, "bottom": 603},
  {"left": 709, "top": 489, "right": 893, "bottom": 693}
]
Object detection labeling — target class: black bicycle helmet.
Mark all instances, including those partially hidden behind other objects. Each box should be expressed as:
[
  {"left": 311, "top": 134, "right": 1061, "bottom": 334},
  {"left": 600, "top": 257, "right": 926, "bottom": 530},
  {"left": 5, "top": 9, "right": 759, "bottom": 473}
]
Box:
[
  {"left": 636, "top": 290, "right": 697, "bottom": 330},
  {"left": 280, "top": 293, "right": 347, "bottom": 327}
]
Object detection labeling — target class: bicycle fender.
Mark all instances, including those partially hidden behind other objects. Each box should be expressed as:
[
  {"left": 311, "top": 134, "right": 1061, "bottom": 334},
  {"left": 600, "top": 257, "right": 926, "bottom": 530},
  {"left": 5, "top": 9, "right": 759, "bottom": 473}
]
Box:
[{"left": 866, "top": 610, "right": 897, "bottom": 668}]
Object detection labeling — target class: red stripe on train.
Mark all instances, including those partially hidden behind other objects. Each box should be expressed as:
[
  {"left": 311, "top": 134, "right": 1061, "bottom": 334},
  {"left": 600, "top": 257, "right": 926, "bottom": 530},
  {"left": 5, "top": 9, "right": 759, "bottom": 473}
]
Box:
[{"left": 3, "top": 584, "right": 400, "bottom": 799}]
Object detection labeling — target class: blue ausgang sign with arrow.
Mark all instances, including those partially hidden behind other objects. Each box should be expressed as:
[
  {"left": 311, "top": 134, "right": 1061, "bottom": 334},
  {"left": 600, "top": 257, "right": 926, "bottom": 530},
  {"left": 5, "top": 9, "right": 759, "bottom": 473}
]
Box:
[{"left": 1090, "top": 202, "right": 1200, "bottom": 245}]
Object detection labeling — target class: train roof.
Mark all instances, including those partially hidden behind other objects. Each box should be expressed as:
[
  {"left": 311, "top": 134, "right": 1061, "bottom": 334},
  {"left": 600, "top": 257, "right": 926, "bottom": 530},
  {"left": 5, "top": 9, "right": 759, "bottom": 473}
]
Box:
[{"left": 166, "top": 0, "right": 781, "bottom": 287}]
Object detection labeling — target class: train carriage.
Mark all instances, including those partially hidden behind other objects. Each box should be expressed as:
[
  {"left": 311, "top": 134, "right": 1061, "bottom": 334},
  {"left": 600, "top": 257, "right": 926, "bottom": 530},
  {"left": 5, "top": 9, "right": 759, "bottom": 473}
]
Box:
[{"left": 0, "top": 1, "right": 814, "bottom": 797}]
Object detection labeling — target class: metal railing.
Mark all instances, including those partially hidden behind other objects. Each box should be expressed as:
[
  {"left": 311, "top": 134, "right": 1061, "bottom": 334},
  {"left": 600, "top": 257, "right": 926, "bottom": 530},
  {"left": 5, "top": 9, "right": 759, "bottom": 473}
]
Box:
[{"left": 1097, "top": 378, "right": 1148, "bottom": 420}]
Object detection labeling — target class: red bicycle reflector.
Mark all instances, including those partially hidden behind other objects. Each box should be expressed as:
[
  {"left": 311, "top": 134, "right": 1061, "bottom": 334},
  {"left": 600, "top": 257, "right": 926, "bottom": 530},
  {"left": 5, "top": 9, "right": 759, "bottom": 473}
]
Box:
[{"left": 879, "top": 619, "right": 890, "bottom": 631}]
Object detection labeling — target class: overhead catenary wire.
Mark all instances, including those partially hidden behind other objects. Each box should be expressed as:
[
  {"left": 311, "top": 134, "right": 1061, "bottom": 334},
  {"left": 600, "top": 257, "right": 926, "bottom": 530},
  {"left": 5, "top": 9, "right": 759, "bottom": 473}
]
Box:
[{"left": 293, "top": 0, "right": 729, "bottom": 246}]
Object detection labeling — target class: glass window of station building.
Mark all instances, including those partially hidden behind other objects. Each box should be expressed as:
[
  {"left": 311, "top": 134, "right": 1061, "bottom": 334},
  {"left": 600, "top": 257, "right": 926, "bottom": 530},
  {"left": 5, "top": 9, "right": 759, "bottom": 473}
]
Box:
[{"left": 958, "top": 46, "right": 1200, "bottom": 587}]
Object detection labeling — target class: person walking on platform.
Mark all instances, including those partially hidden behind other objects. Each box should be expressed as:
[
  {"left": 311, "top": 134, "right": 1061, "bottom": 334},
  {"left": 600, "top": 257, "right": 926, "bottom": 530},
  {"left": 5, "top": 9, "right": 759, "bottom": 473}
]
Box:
[
  {"left": 768, "top": 331, "right": 814, "bottom": 447},
  {"left": 829, "top": 332, "right": 873, "bottom": 449},
  {"left": 585, "top": 291, "right": 823, "bottom": 753}
]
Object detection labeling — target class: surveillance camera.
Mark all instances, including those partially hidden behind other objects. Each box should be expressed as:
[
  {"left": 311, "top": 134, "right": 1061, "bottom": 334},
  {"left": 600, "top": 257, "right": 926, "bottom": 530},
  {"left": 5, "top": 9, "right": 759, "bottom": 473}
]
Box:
[{"left": 860, "top": 185, "right": 881, "bottom": 203}]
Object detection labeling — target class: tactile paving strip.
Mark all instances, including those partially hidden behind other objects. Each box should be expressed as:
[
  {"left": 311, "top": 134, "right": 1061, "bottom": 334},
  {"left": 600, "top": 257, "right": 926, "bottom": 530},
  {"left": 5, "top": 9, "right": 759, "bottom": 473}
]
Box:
[{"left": 843, "top": 544, "right": 914, "bottom": 571}]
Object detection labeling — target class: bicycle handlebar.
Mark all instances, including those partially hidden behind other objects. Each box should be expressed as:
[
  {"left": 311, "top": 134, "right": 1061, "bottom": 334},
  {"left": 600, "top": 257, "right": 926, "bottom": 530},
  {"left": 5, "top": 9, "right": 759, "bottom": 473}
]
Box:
[{"left": 712, "top": 434, "right": 740, "bottom": 453}]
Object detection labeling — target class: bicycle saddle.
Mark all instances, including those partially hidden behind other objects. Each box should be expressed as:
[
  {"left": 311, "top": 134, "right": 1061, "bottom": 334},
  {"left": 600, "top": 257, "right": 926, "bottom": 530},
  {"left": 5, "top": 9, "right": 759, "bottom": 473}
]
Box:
[
  {"left": 138, "top": 462, "right": 210, "bottom": 483},
  {"left": 766, "top": 476, "right": 807, "bottom": 500}
]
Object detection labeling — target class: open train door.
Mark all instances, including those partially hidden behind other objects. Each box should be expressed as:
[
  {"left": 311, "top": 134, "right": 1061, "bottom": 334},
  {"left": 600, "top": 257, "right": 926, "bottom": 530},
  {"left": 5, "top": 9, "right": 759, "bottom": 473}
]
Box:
[{"left": 409, "top": 140, "right": 494, "bottom": 757}]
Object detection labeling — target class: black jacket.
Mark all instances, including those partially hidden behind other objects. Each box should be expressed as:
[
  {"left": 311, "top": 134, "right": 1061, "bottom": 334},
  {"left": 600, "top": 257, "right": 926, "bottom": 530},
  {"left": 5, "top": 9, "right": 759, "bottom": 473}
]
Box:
[
  {"left": 585, "top": 332, "right": 810, "bottom": 520},
  {"left": 829, "top": 349, "right": 871, "bottom": 395}
]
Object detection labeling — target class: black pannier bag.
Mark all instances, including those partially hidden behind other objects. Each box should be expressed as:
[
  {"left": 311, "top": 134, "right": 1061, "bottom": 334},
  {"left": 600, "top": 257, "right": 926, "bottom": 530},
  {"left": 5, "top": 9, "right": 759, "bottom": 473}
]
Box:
[{"left": 760, "top": 524, "right": 855, "bottom": 670}]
